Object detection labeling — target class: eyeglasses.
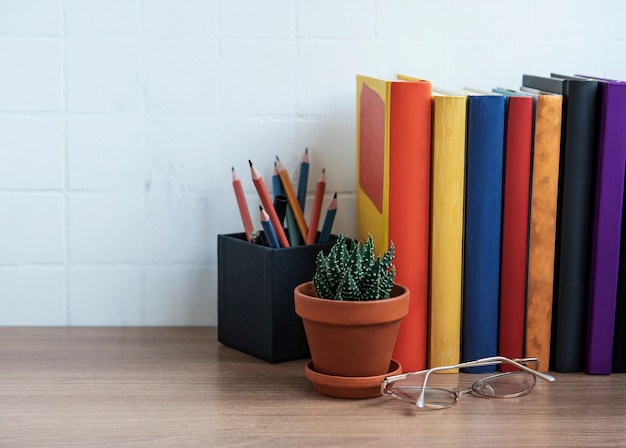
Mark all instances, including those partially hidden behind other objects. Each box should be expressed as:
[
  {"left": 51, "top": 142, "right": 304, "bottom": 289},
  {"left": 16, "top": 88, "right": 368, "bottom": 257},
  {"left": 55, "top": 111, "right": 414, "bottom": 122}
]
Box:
[{"left": 381, "top": 356, "right": 556, "bottom": 410}]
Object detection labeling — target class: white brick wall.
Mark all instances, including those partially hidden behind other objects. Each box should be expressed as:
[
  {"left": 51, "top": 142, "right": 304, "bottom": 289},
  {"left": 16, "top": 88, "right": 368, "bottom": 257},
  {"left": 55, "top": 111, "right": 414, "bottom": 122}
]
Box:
[{"left": 0, "top": 0, "right": 624, "bottom": 326}]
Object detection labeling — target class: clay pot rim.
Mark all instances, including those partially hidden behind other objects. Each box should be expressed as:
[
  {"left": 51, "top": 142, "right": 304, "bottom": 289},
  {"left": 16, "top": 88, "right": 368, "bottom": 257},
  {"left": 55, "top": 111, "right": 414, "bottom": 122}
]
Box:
[
  {"left": 295, "top": 281, "right": 408, "bottom": 302},
  {"left": 294, "top": 281, "right": 410, "bottom": 326}
]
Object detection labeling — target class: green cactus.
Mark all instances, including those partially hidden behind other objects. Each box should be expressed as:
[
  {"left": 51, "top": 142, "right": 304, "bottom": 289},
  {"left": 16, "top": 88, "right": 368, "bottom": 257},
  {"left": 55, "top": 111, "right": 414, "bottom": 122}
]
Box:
[{"left": 312, "top": 234, "right": 396, "bottom": 301}]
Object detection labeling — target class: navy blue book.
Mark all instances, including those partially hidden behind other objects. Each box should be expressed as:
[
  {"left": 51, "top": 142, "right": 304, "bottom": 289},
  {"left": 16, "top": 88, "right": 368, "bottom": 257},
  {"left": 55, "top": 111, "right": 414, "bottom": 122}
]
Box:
[
  {"left": 522, "top": 74, "right": 599, "bottom": 373},
  {"left": 461, "top": 92, "right": 506, "bottom": 374}
]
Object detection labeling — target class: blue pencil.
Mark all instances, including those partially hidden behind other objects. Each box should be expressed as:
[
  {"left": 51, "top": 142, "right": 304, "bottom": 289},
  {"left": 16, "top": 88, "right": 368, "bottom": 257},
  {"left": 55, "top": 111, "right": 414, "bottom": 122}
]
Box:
[
  {"left": 259, "top": 206, "right": 280, "bottom": 248},
  {"left": 272, "top": 161, "right": 283, "bottom": 198},
  {"left": 318, "top": 193, "right": 337, "bottom": 244},
  {"left": 297, "top": 148, "right": 309, "bottom": 211}
]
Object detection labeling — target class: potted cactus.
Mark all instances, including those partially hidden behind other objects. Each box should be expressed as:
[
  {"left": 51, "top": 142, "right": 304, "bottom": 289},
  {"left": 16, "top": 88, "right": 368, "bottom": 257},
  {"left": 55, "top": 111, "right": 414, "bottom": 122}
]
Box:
[{"left": 294, "top": 234, "right": 410, "bottom": 398}]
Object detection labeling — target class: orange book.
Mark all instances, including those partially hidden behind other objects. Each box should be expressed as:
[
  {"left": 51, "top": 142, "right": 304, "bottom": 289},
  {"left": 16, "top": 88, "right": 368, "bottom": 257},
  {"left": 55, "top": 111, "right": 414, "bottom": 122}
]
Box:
[
  {"left": 522, "top": 89, "right": 563, "bottom": 372},
  {"left": 356, "top": 75, "right": 431, "bottom": 372}
]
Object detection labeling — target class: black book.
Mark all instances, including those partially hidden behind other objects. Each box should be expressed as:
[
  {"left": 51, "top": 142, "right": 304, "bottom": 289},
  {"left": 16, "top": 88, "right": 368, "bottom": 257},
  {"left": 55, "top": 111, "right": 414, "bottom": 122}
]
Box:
[{"left": 521, "top": 74, "right": 599, "bottom": 373}]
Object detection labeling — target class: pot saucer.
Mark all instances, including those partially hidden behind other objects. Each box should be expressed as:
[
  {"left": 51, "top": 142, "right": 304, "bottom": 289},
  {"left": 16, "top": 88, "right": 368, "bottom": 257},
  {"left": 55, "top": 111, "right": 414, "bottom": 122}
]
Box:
[{"left": 304, "top": 359, "right": 402, "bottom": 399}]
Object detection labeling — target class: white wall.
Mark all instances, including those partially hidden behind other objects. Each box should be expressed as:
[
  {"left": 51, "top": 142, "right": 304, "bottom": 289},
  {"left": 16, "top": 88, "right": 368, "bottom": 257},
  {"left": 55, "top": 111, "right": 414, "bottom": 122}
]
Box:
[{"left": 1, "top": 0, "right": 624, "bottom": 326}]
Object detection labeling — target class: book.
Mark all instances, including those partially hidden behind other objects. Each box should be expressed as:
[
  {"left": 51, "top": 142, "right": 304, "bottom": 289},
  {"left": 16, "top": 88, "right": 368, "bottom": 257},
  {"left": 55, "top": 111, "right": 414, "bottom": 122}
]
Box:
[
  {"left": 522, "top": 74, "right": 599, "bottom": 373},
  {"left": 576, "top": 76, "right": 626, "bottom": 374},
  {"left": 425, "top": 88, "right": 466, "bottom": 371},
  {"left": 518, "top": 87, "right": 563, "bottom": 373},
  {"left": 491, "top": 89, "right": 534, "bottom": 371},
  {"left": 356, "top": 75, "right": 432, "bottom": 372},
  {"left": 614, "top": 193, "right": 626, "bottom": 373},
  {"left": 461, "top": 91, "right": 506, "bottom": 374}
]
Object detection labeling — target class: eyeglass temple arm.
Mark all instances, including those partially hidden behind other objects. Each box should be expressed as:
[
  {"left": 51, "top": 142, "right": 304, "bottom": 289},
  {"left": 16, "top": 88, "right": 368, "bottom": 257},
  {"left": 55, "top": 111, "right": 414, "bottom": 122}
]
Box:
[{"left": 441, "top": 357, "right": 555, "bottom": 382}]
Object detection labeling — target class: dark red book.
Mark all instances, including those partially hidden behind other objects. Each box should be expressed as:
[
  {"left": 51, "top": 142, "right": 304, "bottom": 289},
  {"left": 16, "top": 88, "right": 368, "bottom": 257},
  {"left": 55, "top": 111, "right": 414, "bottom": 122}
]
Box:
[{"left": 493, "top": 91, "right": 534, "bottom": 371}]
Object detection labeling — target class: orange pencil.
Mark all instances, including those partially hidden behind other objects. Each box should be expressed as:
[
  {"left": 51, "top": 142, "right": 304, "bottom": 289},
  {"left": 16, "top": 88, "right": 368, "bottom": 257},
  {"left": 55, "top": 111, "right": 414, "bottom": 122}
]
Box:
[
  {"left": 275, "top": 156, "right": 308, "bottom": 241},
  {"left": 305, "top": 168, "right": 326, "bottom": 244},
  {"left": 249, "top": 160, "right": 290, "bottom": 248},
  {"left": 231, "top": 167, "right": 254, "bottom": 241}
]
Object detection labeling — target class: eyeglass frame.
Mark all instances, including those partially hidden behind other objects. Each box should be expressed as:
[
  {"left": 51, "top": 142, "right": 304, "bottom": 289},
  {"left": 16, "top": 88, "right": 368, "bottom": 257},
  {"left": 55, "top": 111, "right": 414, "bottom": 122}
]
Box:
[{"left": 381, "top": 356, "right": 556, "bottom": 409}]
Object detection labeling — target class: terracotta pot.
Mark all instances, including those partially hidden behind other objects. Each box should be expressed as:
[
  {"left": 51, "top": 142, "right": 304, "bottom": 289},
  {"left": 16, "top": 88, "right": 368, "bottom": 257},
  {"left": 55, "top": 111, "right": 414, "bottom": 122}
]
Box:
[{"left": 294, "top": 281, "right": 410, "bottom": 378}]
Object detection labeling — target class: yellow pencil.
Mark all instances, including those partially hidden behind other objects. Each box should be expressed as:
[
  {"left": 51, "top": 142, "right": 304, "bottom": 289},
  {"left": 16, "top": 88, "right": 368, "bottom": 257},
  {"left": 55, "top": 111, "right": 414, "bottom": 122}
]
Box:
[{"left": 275, "top": 157, "right": 308, "bottom": 241}]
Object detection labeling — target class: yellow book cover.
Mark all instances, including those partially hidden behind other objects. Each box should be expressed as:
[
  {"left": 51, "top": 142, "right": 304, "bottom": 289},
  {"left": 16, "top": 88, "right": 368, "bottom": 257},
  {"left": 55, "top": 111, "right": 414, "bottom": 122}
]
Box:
[
  {"left": 356, "top": 76, "right": 389, "bottom": 249},
  {"left": 356, "top": 74, "right": 432, "bottom": 372},
  {"left": 428, "top": 91, "right": 466, "bottom": 372}
]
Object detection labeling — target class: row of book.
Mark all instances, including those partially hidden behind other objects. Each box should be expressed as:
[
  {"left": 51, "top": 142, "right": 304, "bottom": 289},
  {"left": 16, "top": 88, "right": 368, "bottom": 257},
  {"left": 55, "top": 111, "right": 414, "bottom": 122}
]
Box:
[{"left": 356, "top": 73, "right": 626, "bottom": 374}]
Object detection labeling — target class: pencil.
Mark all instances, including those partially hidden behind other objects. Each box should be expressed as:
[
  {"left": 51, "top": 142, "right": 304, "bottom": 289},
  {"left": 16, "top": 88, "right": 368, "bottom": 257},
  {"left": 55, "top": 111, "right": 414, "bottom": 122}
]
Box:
[
  {"left": 305, "top": 168, "right": 326, "bottom": 244},
  {"left": 259, "top": 206, "right": 280, "bottom": 249},
  {"left": 297, "top": 148, "right": 309, "bottom": 212},
  {"left": 275, "top": 156, "right": 308, "bottom": 241},
  {"left": 318, "top": 192, "right": 337, "bottom": 244},
  {"left": 272, "top": 162, "right": 283, "bottom": 198},
  {"left": 231, "top": 167, "right": 254, "bottom": 242},
  {"left": 249, "top": 160, "right": 290, "bottom": 248},
  {"left": 273, "top": 194, "right": 288, "bottom": 225},
  {"left": 273, "top": 161, "right": 299, "bottom": 244}
]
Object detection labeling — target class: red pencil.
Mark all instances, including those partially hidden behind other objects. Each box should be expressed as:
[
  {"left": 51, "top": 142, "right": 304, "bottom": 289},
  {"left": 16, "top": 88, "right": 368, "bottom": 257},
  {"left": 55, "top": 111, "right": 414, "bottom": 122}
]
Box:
[
  {"left": 305, "top": 168, "right": 326, "bottom": 244},
  {"left": 231, "top": 167, "right": 254, "bottom": 242},
  {"left": 249, "top": 160, "right": 290, "bottom": 248}
]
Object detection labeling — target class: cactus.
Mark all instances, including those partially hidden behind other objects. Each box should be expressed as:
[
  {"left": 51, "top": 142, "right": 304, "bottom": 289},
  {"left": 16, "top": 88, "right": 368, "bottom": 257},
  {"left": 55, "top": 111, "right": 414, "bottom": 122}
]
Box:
[{"left": 312, "top": 234, "right": 396, "bottom": 301}]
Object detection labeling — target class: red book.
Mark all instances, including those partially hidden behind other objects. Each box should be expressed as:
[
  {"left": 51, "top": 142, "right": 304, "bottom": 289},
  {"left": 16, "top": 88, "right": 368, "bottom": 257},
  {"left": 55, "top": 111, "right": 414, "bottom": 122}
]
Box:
[
  {"left": 356, "top": 75, "right": 431, "bottom": 372},
  {"left": 495, "top": 93, "right": 533, "bottom": 371}
]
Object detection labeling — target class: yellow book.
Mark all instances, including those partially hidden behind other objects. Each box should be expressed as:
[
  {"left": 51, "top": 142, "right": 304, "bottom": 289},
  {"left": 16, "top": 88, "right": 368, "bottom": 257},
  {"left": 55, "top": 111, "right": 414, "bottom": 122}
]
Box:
[
  {"left": 428, "top": 89, "right": 466, "bottom": 372},
  {"left": 356, "top": 76, "right": 389, "bottom": 249}
]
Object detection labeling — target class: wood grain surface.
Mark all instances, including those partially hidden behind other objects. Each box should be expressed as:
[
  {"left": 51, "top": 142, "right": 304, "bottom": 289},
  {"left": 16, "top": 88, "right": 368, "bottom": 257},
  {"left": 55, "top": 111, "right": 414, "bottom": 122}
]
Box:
[{"left": 1, "top": 327, "right": 625, "bottom": 447}]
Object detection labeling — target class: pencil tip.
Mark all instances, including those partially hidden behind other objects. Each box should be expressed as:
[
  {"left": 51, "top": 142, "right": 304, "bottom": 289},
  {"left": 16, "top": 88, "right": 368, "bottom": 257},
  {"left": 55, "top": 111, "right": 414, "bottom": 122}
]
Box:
[
  {"left": 231, "top": 166, "right": 234, "bottom": 171},
  {"left": 275, "top": 155, "right": 280, "bottom": 161},
  {"left": 248, "top": 159, "right": 252, "bottom": 167},
  {"left": 305, "top": 147, "right": 308, "bottom": 154},
  {"left": 333, "top": 192, "right": 337, "bottom": 198},
  {"left": 259, "top": 205, "right": 263, "bottom": 210},
  {"left": 322, "top": 168, "right": 325, "bottom": 173}
]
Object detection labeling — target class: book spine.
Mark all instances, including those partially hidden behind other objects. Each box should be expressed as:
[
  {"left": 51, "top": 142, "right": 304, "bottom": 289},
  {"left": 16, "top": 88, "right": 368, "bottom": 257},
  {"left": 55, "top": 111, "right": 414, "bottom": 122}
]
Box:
[
  {"left": 586, "top": 82, "right": 626, "bottom": 374},
  {"left": 428, "top": 95, "right": 466, "bottom": 371},
  {"left": 498, "top": 95, "right": 533, "bottom": 372},
  {"left": 461, "top": 95, "right": 506, "bottom": 374},
  {"left": 388, "top": 81, "right": 432, "bottom": 372},
  {"left": 525, "top": 94, "right": 563, "bottom": 373},
  {"left": 551, "top": 80, "right": 599, "bottom": 372},
  {"left": 613, "top": 191, "right": 626, "bottom": 373}
]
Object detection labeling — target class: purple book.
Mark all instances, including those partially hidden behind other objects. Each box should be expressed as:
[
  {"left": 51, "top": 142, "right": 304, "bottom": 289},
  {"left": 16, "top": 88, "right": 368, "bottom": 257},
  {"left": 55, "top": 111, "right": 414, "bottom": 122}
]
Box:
[{"left": 579, "top": 75, "right": 626, "bottom": 374}]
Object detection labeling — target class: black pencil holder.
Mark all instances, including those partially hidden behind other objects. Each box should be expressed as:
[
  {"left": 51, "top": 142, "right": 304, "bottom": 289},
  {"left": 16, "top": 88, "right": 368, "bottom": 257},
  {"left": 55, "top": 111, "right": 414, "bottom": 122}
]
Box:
[{"left": 217, "top": 232, "right": 338, "bottom": 362}]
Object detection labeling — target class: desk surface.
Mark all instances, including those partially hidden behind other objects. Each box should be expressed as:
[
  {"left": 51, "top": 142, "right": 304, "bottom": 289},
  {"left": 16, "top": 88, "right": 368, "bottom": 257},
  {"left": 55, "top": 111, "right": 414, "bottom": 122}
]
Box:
[{"left": 1, "top": 327, "right": 625, "bottom": 447}]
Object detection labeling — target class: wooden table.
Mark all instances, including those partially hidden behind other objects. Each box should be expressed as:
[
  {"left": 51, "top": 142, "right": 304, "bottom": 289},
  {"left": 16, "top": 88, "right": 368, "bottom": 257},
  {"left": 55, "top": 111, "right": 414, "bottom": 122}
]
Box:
[{"left": 1, "top": 327, "right": 625, "bottom": 447}]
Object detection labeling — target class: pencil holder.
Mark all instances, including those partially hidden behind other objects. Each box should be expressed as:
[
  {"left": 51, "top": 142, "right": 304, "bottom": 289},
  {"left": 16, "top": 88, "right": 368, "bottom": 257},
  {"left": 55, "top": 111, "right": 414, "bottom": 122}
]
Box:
[{"left": 217, "top": 232, "right": 338, "bottom": 362}]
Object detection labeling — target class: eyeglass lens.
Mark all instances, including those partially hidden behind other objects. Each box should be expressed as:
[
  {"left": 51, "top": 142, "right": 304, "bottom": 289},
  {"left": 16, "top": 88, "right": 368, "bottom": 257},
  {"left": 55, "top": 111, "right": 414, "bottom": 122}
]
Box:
[
  {"left": 389, "top": 386, "right": 458, "bottom": 410},
  {"left": 471, "top": 371, "right": 536, "bottom": 398}
]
